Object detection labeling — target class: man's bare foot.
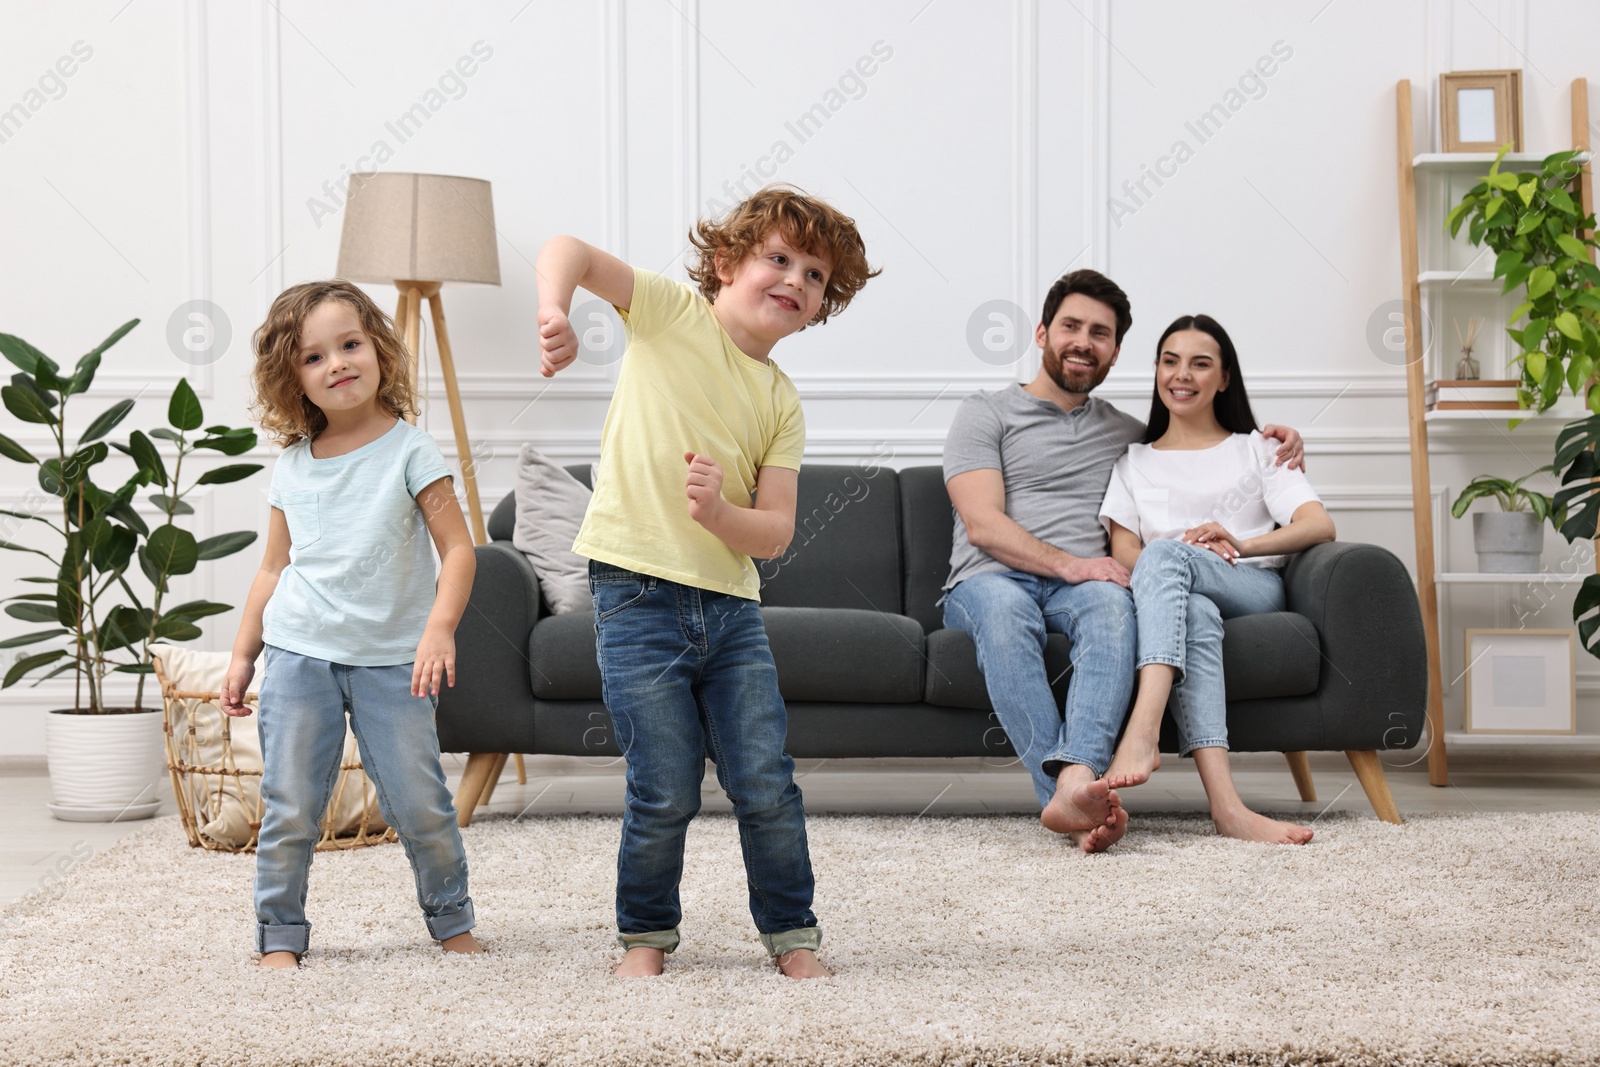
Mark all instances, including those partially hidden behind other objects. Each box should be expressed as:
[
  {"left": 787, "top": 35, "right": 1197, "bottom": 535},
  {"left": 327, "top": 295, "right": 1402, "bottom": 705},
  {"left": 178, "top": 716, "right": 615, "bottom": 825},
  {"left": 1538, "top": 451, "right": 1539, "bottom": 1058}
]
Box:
[
  {"left": 1105, "top": 735, "right": 1161, "bottom": 787},
  {"left": 258, "top": 951, "right": 298, "bottom": 969},
  {"left": 1041, "top": 774, "right": 1120, "bottom": 835},
  {"left": 1068, "top": 804, "right": 1130, "bottom": 853},
  {"left": 441, "top": 931, "right": 484, "bottom": 954},
  {"left": 613, "top": 946, "right": 665, "bottom": 977},
  {"left": 775, "top": 948, "right": 831, "bottom": 979},
  {"left": 1214, "top": 807, "right": 1313, "bottom": 845}
]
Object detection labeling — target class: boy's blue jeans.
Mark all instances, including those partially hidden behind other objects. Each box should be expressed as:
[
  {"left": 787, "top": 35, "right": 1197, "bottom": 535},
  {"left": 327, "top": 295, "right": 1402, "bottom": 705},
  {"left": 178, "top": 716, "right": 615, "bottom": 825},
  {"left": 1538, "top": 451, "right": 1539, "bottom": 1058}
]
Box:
[
  {"left": 253, "top": 646, "right": 475, "bottom": 956},
  {"left": 1129, "top": 539, "right": 1286, "bottom": 755},
  {"left": 942, "top": 571, "right": 1137, "bottom": 807},
  {"left": 589, "top": 562, "right": 820, "bottom": 958}
]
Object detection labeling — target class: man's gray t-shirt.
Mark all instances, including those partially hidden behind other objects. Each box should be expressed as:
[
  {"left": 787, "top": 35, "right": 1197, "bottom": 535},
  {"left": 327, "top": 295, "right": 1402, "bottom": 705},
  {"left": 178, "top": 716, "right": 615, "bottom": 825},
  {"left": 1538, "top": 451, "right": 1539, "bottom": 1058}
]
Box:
[{"left": 943, "top": 384, "right": 1145, "bottom": 592}]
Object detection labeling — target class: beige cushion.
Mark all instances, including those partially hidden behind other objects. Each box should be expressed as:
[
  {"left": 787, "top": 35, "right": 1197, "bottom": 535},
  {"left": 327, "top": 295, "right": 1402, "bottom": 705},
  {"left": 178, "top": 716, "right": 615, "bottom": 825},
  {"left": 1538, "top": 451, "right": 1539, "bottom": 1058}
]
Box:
[
  {"left": 153, "top": 644, "right": 387, "bottom": 847},
  {"left": 511, "top": 443, "right": 594, "bottom": 614}
]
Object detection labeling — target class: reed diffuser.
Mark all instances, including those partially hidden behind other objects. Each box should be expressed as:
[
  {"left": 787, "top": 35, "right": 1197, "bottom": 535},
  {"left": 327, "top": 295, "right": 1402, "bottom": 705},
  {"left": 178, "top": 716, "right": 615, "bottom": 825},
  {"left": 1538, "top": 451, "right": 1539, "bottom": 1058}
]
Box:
[{"left": 1453, "top": 316, "right": 1481, "bottom": 380}]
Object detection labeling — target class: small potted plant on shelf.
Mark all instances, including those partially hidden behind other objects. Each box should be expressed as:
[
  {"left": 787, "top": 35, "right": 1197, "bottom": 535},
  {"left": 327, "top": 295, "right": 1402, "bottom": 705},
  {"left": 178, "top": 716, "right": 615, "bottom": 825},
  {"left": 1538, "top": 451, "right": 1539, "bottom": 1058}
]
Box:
[
  {"left": 0, "top": 321, "right": 261, "bottom": 821},
  {"left": 1451, "top": 467, "right": 1562, "bottom": 573}
]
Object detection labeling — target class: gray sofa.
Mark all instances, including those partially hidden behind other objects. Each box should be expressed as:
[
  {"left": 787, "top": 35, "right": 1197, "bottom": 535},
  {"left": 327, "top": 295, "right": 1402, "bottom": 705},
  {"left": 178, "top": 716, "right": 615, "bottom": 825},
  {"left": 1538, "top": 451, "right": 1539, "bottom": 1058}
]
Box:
[{"left": 437, "top": 462, "right": 1427, "bottom": 824}]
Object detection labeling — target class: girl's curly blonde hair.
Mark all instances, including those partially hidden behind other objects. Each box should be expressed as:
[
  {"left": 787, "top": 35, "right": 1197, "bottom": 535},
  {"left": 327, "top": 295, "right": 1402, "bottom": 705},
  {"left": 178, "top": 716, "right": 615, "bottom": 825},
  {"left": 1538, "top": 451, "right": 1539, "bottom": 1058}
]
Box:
[
  {"left": 251, "top": 280, "right": 417, "bottom": 447},
  {"left": 687, "top": 184, "right": 879, "bottom": 325}
]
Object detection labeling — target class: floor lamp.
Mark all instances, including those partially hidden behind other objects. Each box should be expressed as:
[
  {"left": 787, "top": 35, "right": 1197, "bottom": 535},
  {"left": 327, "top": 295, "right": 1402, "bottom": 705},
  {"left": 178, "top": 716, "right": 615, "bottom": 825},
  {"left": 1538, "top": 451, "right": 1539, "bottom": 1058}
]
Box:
[{"left": 336, "top": 172, "right": 501, "bottom": 544}]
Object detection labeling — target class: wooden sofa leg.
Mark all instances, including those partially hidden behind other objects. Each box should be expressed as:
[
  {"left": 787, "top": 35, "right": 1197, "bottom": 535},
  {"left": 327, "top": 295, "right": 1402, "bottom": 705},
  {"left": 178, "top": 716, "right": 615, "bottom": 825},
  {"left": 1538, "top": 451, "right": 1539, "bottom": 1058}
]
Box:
[
  {"left": 478, "top": 753, "right": 511, "bottom": 808},
  {"left": 455, "top": 752, "right": 501, "bottom": 828},
  {"left": 514, "top": 753, "right": 527, "bottom": 784},
  {"left": 1345, "top": 750, "right": 1402, "bottom": 825},
  {"left": 1285, "top": 751, "right": 1316, "bottom": 802}
]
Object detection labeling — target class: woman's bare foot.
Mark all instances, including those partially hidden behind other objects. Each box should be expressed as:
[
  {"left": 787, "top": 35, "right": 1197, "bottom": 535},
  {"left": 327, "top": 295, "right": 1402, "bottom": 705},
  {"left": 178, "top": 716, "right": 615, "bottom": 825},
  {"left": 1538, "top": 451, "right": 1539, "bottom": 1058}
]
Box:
[
  {"left": 1105, "top": 735, "right": 1161, "bottom": 787},
  {"left": 614, "top": 946, "right": 666, "bottom": 977},
  {"left": 258, "top": 951, "right": 298, "bottom": 969},
  {"left": 441, "top": 931, "right": 484, "bottom": 954},
  {"left": 1041, "top": 771, "right": 1120, "bottom": 836},
  {"left": 1069, "top": 803, "right": 1130, "bottom": 853},
  {"left": 1213, "top": 807, "right": 1313, "bottom": 845},
  {"left": 775, "top": 948, "right": 831, "bottom": 979}
]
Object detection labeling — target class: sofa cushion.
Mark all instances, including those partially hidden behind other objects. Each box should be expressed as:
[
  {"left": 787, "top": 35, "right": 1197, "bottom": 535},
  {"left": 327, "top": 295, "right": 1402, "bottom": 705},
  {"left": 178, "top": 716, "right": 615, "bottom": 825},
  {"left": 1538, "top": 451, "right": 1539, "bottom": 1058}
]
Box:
[
  {"left": 759, "top": 463, "right": 902, "bottom": 614},
  {"left": 898, "top": 466, "right": 958, "bottom": 635},
  {"left": 923, "top": 612, "right": 1321, "bottom": 711},
  {"left": 511, "top": 445, "right": 593, "bottom": 615},
  {"left": 529, "top": 605, "right": 925, "bottom": 704}
]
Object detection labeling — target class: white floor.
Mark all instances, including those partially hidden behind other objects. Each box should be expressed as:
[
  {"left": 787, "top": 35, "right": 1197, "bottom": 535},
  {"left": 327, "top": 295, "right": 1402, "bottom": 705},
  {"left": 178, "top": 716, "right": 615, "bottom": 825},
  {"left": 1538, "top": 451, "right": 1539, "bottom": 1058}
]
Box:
[{"left": 3, "top": 750, "right": 1597, "bottom": 906}]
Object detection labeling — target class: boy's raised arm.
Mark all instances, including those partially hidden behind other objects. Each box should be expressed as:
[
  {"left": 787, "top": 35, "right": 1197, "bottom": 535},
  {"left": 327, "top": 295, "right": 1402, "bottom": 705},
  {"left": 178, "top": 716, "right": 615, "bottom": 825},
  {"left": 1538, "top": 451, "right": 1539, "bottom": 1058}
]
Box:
[{"left": 535, "top": 236, "right": 636, "bottom": 378}]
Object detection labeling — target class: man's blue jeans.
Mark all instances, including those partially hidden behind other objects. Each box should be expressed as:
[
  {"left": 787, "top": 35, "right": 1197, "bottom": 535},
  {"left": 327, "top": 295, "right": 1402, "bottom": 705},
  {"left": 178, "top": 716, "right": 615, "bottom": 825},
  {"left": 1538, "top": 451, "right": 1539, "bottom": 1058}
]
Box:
[
  {"left": 590, "top": 562, "right": 820, "bottom": 958},
  {"left": 253, "top": 646, "right": 474, "bottom": 956},
  {"left": 943, "top": 571, "right": 1137, "bottom": 807},
  {"left": 1130, "top": 539, "right": 1286, "bottom": 755}
]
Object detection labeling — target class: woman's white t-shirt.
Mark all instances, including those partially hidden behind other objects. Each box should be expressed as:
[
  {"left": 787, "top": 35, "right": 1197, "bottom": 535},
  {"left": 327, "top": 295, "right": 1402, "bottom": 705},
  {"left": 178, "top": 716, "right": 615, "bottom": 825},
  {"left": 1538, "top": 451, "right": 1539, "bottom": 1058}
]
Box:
[{"left": 1097, "top": 430, "right": 1320, "bottom": 570}]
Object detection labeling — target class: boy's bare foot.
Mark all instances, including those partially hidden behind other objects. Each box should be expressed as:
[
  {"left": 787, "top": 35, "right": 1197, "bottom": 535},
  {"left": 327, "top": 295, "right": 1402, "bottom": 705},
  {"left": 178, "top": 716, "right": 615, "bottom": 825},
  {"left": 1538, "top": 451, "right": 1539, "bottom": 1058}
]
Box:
[
  {"left": 258, "top": 951, "right": 298, "bottom": 969},
  {"left": 775, "top": 948, "right": 831, "bottom": 979},
  {"left": 1068, "top": 804, "right": 1130, "bottom": 853},
  {"left": 1214, "top": 807, "right": 1313, "bottom": 845},
  {"left": 1041, "top": 772, "right": 1120, "bottom": 836},
  {"left": 441, "top": 931, "right": 484, "bottom": 954},
  {"left": 613, "top": 946, "right": 666, "bottom": 977},
  {"left": 1106, "top": 736, "right": 1161, "bottom": 787}
]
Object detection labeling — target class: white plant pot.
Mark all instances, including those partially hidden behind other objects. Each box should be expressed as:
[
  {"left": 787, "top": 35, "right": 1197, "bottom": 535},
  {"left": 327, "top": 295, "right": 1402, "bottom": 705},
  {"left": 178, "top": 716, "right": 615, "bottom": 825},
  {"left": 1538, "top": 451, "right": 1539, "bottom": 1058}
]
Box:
[
  {"left": 45, "top": 709, "right": 166, "bottom": 822},
  {"left": 1472, "top": 511, "right": 1543, "bottom": 573}
]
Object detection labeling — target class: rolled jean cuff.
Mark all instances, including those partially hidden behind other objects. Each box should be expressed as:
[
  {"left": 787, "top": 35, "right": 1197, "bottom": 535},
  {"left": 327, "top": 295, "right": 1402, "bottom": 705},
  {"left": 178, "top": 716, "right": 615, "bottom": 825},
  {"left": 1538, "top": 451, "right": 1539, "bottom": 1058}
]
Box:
[
  {"left": 1050, "top": 751, "right": 1107, "bottom": 780},
  {"left": 256, "top": 922, "right": 310, "bottom": 957},
  {"left": 617, "top": 927, "right": 680, "bottom": 954},
  {"left": 1179, "top": 738, "right": 1230, "bottom": 758},
  {"left": 760, "top": 925, "right": 822, "bottom": 958},
  {"left": 1135, "top": 654, "right": 1185, "bottom": 680},
  {"left": 424, "top": 898, "right": 476, "bottom": 942}
]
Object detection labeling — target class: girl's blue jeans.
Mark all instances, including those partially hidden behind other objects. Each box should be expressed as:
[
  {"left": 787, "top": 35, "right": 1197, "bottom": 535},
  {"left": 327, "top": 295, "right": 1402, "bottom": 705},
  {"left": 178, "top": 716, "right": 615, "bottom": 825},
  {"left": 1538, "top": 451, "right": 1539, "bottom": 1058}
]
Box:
[
  {"left": 1129, "top": 539, "right": 1287, "bottom": 755},
  {"left": 253, "top": 645, "right": 475, "bottom": 956},
  {"left": 589, "top": 562, "right": 820, "bottom": 958}
]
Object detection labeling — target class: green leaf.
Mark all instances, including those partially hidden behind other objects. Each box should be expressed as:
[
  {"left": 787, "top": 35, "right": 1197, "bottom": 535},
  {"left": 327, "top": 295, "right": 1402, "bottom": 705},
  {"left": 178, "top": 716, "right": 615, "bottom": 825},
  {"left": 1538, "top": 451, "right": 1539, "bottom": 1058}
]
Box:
[
  {"left": 1446, "top": 200, "right": 1472, "bottom": 236},
  {"left": 1516, "top": 211, "right": 1547, "bottom": 236},
  {"left": 113, "top": 663, "right": 155, "bottom": 675},
  {"left": 79, "top": 319, "right": 138, "bottom": 366},
  {"left": 0, "top": 628, "right": 68, "bottom": 650},
  {"left": 5, "top": 602, "right": 60, "bottom": 624},
  {"left": 147, "top": 492, "right": 193, "bottom": 516},
  {"left": 107, "top": 500, "right": 148, "bottom": 537},
  {"left": 148, "top": 428, "right": 182, "bottom": 442},
  {"left": 1517, "top": 179, "right": 1537, "bottom": 206},
  {"left": 151, "top": 617, "right": 202, "bottom": 641},
  {"left": 3, "top": 649, "right": 67, "bottom": 688},
  {"left": 1526, "top": 350, "right": 1547, "bottom": 382},
  {"left": 2, "top": 383, "right": 57, "bottom": 425},
  {"left": 1528, "top": 267, "right": 1556, "bottom": 299},
  {"left": 1494, "top": 249, "right": 1525, "bottom": 278},
  {"left": 1555, "top": 233, "right": 1591, "bottom": 260},
  {"left": 1556, "top": 312, "right": 1583, "bottom": 341},
  {"left": 0, "top": 433, "right": 39, "bottom": 465},
  {"left": 167, "top": 377, "right": 203, "bottom": 432},
  {"left": 127, "top": 431, "right": 167, "bottom": 487},
  {"left": 144, "top": 523, "right": 198, "bottom": 578},
  {"left": 0, "top": 334, "right": 50, "bottom": 376},
  {"left": 194, "top": 434, "right": 256, "bottom": 456},
  {"left": 194, "top": 531, "right": 256, "bottom": 560},
  {"left": 1488, "top": 171, "right": 1520, "bottom": 191},
  {"left": 194, "top": 463, "right": 262, "bottom": 486},
  {"left": 97, "top": 606, "right": 148, "bottom": 652},
  {"left": 160, "top": 599, "right": 232, "bottom": 621},
  {"left": 1544, "top": 186, "right": 1578, "bottom": 215},
  {"left": 1508, "top": 300, "right": 1535, "bottom": 323},
  {"left": 78, "top": 398, "right": 134, "bottom": 445},
  {"left": 1484, "top": 196, "right": 1505, "bottom": 221}
]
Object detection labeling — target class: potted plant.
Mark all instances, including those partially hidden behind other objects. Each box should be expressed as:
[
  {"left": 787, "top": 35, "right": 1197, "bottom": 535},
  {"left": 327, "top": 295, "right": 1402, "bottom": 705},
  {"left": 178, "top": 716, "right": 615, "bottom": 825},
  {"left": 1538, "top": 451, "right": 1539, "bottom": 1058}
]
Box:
[
  {"left": 0, "top": 321, "right": 261, "bottom": 820},
  {"left": 1451, "top": 468, "right": 1561, "bottom": 573}
]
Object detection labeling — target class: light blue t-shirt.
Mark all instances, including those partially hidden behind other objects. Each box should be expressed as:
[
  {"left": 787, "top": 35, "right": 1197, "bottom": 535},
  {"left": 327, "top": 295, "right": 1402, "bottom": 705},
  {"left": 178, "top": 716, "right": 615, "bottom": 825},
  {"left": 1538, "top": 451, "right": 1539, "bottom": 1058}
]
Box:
[{"left": 261, "top": 419, "right": 454, "bottom": 666}]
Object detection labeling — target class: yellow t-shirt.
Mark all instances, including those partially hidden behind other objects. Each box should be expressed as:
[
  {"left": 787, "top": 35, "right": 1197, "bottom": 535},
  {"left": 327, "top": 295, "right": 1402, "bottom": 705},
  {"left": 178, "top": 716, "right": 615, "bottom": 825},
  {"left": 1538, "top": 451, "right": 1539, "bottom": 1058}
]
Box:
[{"left": 571, "top": 268, "right": 806, "bottom": 600}]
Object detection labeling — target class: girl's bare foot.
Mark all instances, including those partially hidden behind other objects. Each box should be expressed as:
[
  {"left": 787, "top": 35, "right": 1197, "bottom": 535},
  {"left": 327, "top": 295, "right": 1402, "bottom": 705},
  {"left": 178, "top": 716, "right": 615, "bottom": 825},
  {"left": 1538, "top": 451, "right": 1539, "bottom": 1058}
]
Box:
[
  {"left": 1069, "top": 804, "right": 1129, "bottom": 853},
  {"left": 1214, "top": 807, "right": 1313, "bottom": 845},
  {"left": 258, "top": 951, "right": 298, "bottom": 969},
  {"left": 775, "top": 948, "right": 831, "bottom": 979},
  {"left": 614, "top": 946, "right": 665, "bottom": 977},
  {"left": 441, "top": 931, "right": 484, "bottom": 954},
  {"left": 1106, "top": 736, "right": 1161, "bottom": 787},
  {"left": 1041, "top": 772, "right": 1120, "bottom": 836}
]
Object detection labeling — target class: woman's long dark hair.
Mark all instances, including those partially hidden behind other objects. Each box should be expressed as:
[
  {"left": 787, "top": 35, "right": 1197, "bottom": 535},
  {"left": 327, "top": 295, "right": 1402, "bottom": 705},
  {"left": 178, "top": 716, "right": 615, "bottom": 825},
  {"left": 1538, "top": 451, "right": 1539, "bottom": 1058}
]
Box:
[{"left": 1141, "top": 314, "right": 1260, "bottom": 444}]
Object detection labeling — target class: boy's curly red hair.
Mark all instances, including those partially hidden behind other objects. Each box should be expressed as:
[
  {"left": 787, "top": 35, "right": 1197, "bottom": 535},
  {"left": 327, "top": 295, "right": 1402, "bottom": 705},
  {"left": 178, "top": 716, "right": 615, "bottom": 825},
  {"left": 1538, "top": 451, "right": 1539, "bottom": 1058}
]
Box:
[
  {"left": 687, "top": 184, "right": 879, "bottom": 325},
  {"left": 250, "top": 280, "right": 417, "bottom": 447}
]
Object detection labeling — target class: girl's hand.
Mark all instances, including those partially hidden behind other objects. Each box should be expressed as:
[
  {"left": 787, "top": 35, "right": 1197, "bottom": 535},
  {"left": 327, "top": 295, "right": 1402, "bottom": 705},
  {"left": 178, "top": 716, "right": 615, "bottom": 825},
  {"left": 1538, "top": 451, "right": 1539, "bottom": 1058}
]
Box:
[
  {"left": 412, "top": 628, "right": 457, "bottom": 698},
  {"left": 1183, "top": 522, "right": 1243, "bottom": 563},
  {"left": 220, "top": 659, "right": 255, "bottom": 717},
  {"left": 537, "top": 306, "right": 579, "bottom": 377},
  {"left": 1261, "top": 423, "right": 1305, "bottom": 471},
  {"left": 684, "top": 451, "right": 724, "bottom": 525}
]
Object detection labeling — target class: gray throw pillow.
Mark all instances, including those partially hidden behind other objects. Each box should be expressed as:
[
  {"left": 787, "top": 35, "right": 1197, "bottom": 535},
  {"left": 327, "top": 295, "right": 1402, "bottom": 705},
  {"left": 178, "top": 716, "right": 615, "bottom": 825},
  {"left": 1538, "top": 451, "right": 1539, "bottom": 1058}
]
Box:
[{"left": 511, "top": 444, "right": 594, "bottom": 615}]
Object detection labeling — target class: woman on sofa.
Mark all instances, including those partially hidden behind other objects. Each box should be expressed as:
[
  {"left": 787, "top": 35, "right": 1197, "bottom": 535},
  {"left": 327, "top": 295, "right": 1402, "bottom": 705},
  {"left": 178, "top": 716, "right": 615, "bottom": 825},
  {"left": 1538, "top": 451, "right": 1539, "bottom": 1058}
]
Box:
[{"left": 1098, "top": 314, "right": 1335, "bottom": 845}]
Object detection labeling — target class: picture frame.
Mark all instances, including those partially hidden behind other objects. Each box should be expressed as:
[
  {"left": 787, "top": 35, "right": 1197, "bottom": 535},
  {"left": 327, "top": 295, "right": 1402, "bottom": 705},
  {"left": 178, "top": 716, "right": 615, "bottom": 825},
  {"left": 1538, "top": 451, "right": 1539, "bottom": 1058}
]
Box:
[
  {"left": 1440, "top": 70, "right": 1523, "bottom": 152},
  {"left": 1463, "top": 628, "right": 1575, "bottom": 734}
]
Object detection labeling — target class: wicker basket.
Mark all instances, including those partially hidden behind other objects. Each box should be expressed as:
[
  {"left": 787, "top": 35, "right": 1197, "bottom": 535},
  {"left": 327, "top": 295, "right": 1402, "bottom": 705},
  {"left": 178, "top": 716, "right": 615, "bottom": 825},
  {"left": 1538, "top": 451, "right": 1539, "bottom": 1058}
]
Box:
[{"left": 157, "top": 657, "right": 395, "bottom": 852}]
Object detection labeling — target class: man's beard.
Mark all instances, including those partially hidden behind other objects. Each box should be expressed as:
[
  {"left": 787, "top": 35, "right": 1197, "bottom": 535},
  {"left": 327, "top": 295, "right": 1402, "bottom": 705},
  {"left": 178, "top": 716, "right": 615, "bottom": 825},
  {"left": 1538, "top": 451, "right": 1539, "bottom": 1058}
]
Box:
[{"left": 1043, "top": 341, "right": 1111, "bottom": 395}]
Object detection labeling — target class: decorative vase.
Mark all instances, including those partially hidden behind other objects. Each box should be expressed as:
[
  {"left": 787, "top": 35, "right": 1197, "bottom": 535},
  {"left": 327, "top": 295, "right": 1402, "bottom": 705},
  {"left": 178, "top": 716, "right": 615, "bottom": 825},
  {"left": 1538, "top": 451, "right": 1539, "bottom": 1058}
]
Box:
[
  {"left": 44, "top": 708, "right": 166, "bottom": 822},
  {"left": 1472, "top": 512, "right": 1543, "bottom": 573},
  {"left": 1455, "top": 350, "right": 1480, "bottom": 379}
]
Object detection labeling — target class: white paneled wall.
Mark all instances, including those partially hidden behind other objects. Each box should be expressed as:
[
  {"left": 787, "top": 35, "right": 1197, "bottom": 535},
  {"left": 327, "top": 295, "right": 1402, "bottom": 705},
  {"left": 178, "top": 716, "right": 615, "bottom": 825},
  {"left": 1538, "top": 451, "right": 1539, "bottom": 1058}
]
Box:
[{"left": 2, "top": 0, "right": 1597, "bottom": 754}]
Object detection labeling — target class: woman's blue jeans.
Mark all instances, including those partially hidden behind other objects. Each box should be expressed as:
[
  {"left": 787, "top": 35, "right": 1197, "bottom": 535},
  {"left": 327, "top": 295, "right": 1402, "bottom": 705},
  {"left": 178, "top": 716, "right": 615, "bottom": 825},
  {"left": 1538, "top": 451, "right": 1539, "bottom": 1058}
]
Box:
[
  {"left": 1129, "top": 539, "right": 1286, "bottom": 755},
  {"left": 942, "top": 571, "right": 1137, "bottom": 807},
  {"left": 253, "top": 646, "right": 474, "bottom": 956},
  {"left": 590, "top": 562, "right": 820, "bottom": 958}
]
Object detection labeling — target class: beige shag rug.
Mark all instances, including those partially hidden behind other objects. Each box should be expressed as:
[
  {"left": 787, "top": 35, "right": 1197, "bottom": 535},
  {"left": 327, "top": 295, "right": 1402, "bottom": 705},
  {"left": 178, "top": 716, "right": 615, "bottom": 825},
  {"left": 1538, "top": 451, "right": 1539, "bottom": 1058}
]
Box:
[{"left": 2, "top": 810, "right": 1596, "bottom": 1066}]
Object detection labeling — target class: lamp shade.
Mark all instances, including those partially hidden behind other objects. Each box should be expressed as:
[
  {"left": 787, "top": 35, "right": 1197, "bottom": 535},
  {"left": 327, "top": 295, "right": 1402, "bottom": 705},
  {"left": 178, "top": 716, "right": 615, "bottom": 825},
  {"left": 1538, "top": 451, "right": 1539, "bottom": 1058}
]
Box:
[{"left": 336, "top": 172, "right": 501, "bottom": 286}]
